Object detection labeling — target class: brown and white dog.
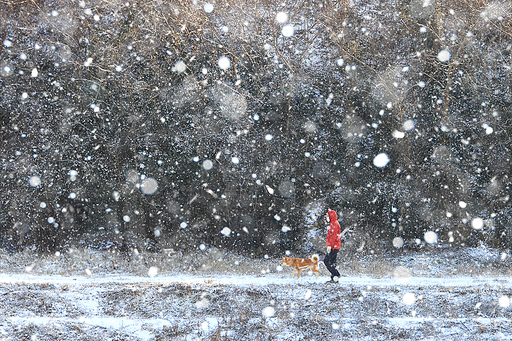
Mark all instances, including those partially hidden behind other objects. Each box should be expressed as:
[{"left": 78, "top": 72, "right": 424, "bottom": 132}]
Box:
[{"left": 281, "top": 255, "right": 320, "bottom": 279}]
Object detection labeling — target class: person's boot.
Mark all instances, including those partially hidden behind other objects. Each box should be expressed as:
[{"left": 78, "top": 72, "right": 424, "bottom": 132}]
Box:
[{"left": 325, "top": 276, "right": 339, "bottom": 284}]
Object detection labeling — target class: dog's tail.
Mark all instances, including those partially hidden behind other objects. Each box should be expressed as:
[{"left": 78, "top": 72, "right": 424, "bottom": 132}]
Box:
[{"left": 311, "top": 254, "right": 319, "bottom": 262}]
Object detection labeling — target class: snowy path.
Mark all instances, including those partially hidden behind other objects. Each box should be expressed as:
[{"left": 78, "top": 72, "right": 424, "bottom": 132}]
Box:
[
  {"left": 2, "top": 273, "right": 512, "bottom": 340},
  {"left": 1, "top": 272, "right": 511, "bottom": 288}
]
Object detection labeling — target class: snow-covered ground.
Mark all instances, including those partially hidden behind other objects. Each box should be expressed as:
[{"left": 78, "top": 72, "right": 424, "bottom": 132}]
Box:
[{"left": 1, "top": 248, "right": 512, "bottom": 340}]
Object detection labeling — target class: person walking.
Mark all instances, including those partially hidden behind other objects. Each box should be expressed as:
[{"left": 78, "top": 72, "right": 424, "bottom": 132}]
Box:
[{"left": 324, "top": 209, "right": 342, "bottom": 283}]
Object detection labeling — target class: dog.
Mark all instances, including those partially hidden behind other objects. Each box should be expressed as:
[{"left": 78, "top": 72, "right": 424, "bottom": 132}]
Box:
[{"left": 281, "top": 255, "right": 320, "bottom": 279}]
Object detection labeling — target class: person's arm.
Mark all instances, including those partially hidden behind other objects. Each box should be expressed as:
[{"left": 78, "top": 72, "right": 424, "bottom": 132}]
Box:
[{"left": 326, "top": 226, "right": 333, "bottom": 252}]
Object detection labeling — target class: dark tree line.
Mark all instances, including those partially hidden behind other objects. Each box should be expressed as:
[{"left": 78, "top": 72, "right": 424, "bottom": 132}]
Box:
[{"left": 0, "top": 0, "right": 511, "bottom": 255}]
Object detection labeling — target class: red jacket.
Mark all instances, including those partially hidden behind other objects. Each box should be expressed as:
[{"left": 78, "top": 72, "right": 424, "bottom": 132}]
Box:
[{"left": 326, "top": 210, "right": 342, "bottom": 249}]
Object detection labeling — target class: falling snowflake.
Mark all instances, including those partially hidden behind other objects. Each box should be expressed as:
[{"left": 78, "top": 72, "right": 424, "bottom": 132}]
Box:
[
  {"left": 281, "top": 24, "right": 294, "bottom": 37},
  {"left": 471, "top": 218, "right": 484, "bottom": 230},
  {"left": 204, "top": 2, "right": 214, "bottom": 13},
  {"left": 393, "top": 237, "right": 404, "bottom": 248},
  {"left": 424, "top": 231, "right": 438, "bottom": 244},
  {"left": 403, "top": 293, "right": 416, "bottom": 305},
  {"left": 373, "top": 153, "right": 390, "bottom": 168},
  {"left": 437, "top": 49, "right": 451, "bottom": 62},
  {"left": 202, "top": 159, "right": 214, "bottom": 170},
  {"left": 148, "top": 266, "right": 159, "bottom": 278},
  {"left": 275, "top": 11, "right": 288, "bottom": 23},
  {"left": 140, "top": 177, "right": 158, "bottom": 195},
  {"left": 220, "top": 227, "right": 231, "bottom": 236},
  {"left": 262, "top": 306, "right": 275, "bottom": 317},
  {"left": 217, "top": 56, "right": 231, "bottom": 70},
  {"left": 29, "top": 175, "right": 41, "bottom": 187}
]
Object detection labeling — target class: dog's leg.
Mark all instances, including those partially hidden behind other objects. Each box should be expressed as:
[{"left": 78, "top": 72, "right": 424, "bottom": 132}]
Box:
[
  {"left": 292, "top": 268, "right": 298, "bottom": 278},
  {"left": 311, "top": 265, "right": 320, "bottom": 277}
]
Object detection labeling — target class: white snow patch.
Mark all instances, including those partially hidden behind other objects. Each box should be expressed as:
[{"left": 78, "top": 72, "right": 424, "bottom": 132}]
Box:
[
  {"left": 201, "top": 317, "right": 218, "bottom": 332},
  {"left": 8, "top": 316, "right": 168, "bottom": 341}
]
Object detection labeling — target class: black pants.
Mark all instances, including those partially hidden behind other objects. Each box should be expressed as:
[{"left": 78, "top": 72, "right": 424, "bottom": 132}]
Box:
[{"left": 324, "top": 249, "right": 340, "bottom": 279}]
